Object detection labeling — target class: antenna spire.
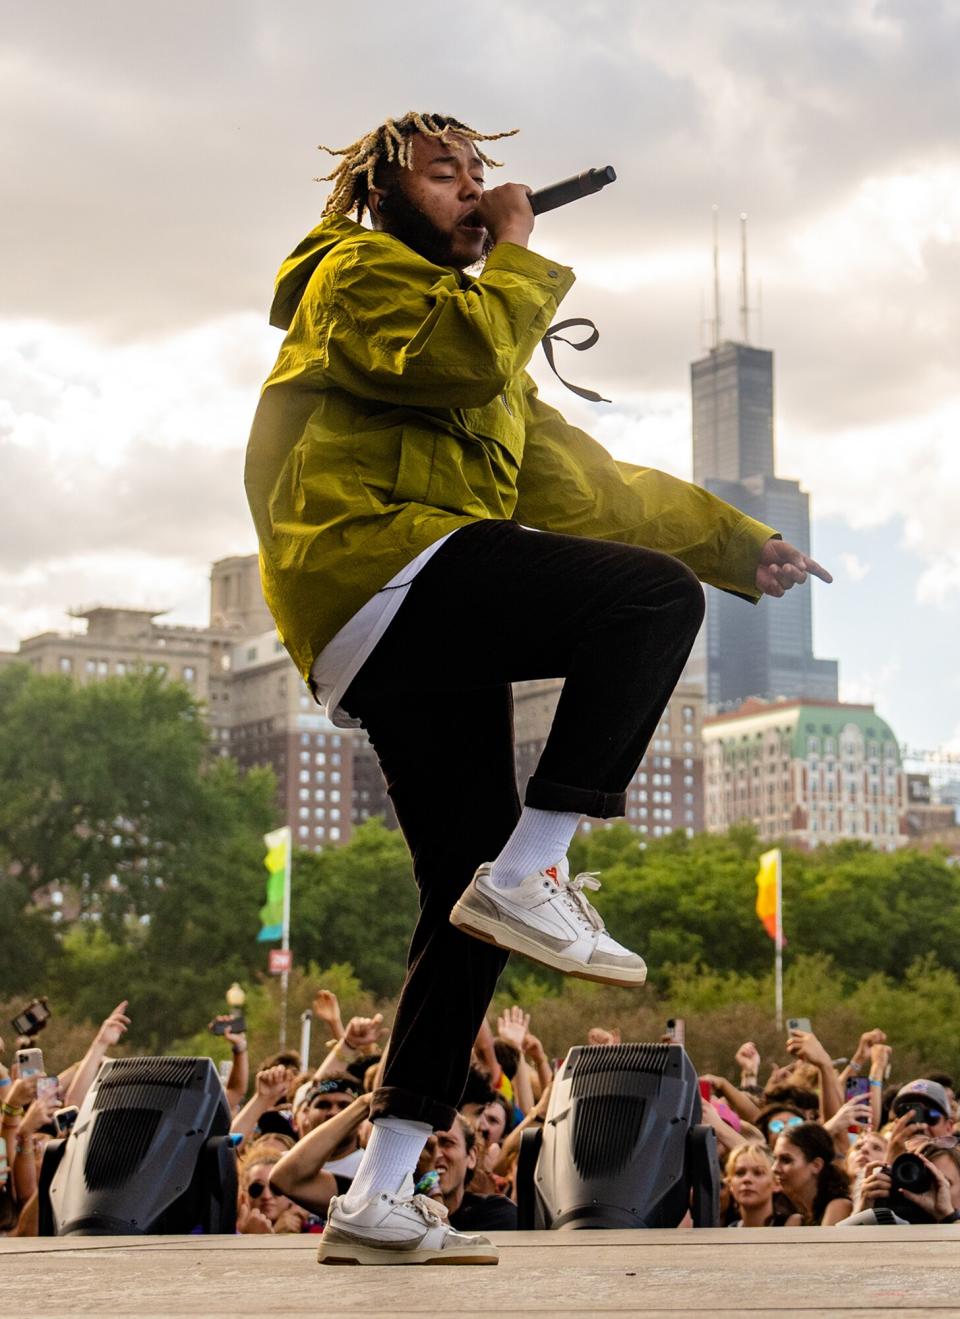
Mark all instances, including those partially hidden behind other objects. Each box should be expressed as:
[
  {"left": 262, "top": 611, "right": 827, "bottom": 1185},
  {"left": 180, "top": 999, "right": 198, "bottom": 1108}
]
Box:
[
  {"left": 739, "top": 212, "right": 750, "bottom": 344},
  {"left": 712, "top": 204, "right": 722, "bottom": 350}
]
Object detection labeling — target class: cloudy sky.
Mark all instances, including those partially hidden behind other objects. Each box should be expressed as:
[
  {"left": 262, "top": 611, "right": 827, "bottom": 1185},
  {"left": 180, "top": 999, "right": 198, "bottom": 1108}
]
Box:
[{"left": 3, "top": 0, "right": 958, "bottom": 752}]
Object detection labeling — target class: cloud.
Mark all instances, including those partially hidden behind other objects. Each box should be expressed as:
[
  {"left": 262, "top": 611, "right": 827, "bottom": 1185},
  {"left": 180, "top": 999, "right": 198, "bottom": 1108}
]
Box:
[{"left": 840, "top": 552, "right": 871, "bottom": 582}]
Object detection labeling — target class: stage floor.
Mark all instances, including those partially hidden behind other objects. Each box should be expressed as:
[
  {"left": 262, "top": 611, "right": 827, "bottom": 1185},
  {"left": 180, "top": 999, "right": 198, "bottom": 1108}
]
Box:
[{"left": 4, "top": 1226, "right": 960, "bottom": 1317}]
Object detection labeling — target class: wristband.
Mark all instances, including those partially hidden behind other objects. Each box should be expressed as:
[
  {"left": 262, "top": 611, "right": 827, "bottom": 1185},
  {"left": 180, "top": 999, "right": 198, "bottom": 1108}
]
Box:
[
  {"left": 1, "top": 1102, "right": 24, "bottom": 1118},
  {"left": 848, "top": 1060, "right": 863, "bottom": 1074},
  {"left": 0, "top": 1076, "right": 10, "bottom": 1088},
  {"left": 231, "top": 1043, "right": 247, "bottom": 1055},
  {"left": 868, "top": 1078, "right": 882, "bottom": 1088}
]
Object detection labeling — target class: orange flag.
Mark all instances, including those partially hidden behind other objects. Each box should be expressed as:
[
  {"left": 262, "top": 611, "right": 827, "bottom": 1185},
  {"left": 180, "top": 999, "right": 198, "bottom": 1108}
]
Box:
[{"left": 755, "top": 848, "right": 781, "bottom": 942}]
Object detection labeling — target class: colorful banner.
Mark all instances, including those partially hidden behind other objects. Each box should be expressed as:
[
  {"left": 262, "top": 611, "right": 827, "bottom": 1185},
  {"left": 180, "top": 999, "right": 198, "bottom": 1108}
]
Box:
[
  {"left": 754, "top": 847, "right": 780, "bottom": 942},
  {"left": 258, "top": 825, "right": 290, "bottom": 943}
]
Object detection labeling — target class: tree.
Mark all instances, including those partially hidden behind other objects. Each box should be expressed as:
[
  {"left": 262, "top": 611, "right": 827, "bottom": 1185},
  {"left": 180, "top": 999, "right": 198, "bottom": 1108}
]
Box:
[
  {"left": 291, "top": 821, "right": 419, "bottom": 998},
  {"left": 0, "top": 665, "right": 277, "bottom": 1044}
]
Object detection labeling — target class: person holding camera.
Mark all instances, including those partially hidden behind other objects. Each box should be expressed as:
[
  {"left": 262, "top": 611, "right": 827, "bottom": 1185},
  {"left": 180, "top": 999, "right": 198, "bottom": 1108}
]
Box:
[{"left": 848, "top": 1145, "right": 960, "bottom": 1225}]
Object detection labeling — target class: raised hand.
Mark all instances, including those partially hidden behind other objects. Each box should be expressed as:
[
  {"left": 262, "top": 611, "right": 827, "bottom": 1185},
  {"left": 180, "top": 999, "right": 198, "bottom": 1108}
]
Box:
[
  {"left": 785, "top": 1028, "right": 831, "bottom": 1069},
  {"left": 255, "top": 1064, "right": 291, "bottom": 1108},
  {"left": 735, "top": 1041, "right": 761, "bottom": 1074},
  {"left": 756, "top": 538, "right": 832, "bottom": 599},
  {"left": 497, "top": 1006, "right": 530, "bottom": 1052},
  {"left": 95, "top": 1001, "right": 131, "bottom": 1049},
  {"left": 313, "top": 989, "right": 344, "bottom": 1037},
  {"left": 587, "top": 1026, "right": 621, "bottom": 1047},
  {"left": 343, "top": 1014, "right": 386, "bottom": 1052},
  {"left": 823, "top": 1099, "right": 872, "bottom": 1138}
]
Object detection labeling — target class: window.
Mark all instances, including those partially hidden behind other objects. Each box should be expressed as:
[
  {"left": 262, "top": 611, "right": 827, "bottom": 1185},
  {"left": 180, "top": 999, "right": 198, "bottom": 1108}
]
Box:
[
  {"left": 330, "top": 790, "right": 341, "bottom": 802},
  {"left": 85, "top": 658, "right": 96, "bottom": 673},
  {"left": 330, "top": 827, "right": 341, "bottom": 841},
  {"left": 299, "top": 770, "right": 310, "bottom": 783},
  {"left": 59, "top": 656, "right": 73, "bottom": 672},
  {"left": 183, "top": 666, "right": 196, "bottom": 682},
  {"left": 316, "top": 753, "right": 326, "bottom": 765},
  {"left": 300, "top": 751, "right": 310, "bottom": 763}
]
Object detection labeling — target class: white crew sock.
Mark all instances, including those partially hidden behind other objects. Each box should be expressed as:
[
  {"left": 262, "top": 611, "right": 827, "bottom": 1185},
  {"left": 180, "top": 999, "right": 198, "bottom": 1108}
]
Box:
[
  {"left": 488, "top": 805, "right": 581, "bottom": 890},
  {"left": 340, "top": 1116, "right": 431, "bottom": 1210}
]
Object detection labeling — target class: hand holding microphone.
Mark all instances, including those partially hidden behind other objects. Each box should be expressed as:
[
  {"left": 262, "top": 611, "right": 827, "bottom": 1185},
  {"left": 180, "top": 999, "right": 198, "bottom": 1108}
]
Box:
[{"left": 472, "top": 166, "right": 617, "bottom": 248}]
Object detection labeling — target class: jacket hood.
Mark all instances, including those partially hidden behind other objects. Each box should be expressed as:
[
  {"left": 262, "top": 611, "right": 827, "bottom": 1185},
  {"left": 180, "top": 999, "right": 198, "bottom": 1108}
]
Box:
[{"left": 269, "top": 213, "right": 367, "bottom": 330}]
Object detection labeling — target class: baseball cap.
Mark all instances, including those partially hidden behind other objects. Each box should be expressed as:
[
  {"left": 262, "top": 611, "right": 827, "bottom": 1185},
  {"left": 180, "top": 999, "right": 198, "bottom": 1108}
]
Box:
[{"left": 892, "top": 1078, "right": 950, "bottom": 1118}]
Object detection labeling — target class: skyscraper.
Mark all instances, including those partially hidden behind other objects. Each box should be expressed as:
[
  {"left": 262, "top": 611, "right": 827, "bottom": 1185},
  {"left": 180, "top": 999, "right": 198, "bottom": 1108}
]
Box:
[{"left": 690, "top": 338, "right": 838, "bottom": 708}]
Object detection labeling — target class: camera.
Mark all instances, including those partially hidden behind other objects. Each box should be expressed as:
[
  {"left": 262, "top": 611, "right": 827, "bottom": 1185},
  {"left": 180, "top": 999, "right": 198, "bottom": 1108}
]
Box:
[
  {"left": 884, "top": 1152, "right": 933, "bottom": 1197},
  {"left": 11, "top": 997, "right": 51, "bottom": 1039}
]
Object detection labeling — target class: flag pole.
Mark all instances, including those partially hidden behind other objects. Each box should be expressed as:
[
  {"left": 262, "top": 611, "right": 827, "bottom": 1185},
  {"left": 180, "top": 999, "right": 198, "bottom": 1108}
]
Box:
[
  {"left": 774, "top": 847, "right": 783, "bottom": 1031},
  {"left": 279, "top": 828, "right": 292, "bottom": 1048}
]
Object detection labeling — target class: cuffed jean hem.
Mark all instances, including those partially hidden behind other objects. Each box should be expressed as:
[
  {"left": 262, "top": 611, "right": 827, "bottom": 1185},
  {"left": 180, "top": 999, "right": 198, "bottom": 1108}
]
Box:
[
  {"left": 524, "top": 775, "right": 627, "bottom": 820},
  {"left": 370, "top": 1084, "right": 458, "bottom": 1133}
]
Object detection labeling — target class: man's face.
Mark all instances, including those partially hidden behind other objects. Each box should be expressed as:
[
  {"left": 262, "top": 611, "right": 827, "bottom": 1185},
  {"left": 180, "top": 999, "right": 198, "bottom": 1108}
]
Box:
[
  {"left": 376, "top": 132, "right": 488, "bottom": 270},
  {"left": 294, "top": 1090, "right": 355, "bottom": 1145},
  {"left": 476, "top": 1101, "right": 507, "bottom": 1147},
  {"left": 434, "top": 1121, "right": 475, "bottom": 1201}
]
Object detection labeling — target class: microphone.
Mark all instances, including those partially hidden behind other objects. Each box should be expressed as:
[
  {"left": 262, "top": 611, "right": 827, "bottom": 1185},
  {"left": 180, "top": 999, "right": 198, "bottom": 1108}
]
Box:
[{"left": 528, "top": 166, "right": 617, "bottom": 216}]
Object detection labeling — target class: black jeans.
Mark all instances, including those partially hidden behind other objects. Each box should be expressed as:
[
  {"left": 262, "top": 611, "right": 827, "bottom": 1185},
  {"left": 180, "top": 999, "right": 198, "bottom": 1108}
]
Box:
[{"left": 341, "top": 519, "right": 705, "bottom": 1129}]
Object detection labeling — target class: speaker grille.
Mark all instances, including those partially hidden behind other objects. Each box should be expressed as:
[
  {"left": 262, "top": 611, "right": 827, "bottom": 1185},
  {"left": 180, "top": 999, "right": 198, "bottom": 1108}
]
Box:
[
  {"left": 94, "top": 1057, "right": 203, "bottom": 1113},
  {"left": 84, "top": 1107, "right": 162, "bottom": 1190},
  {"left": 570, "top": 1042, "right": 670, "bottom": 1089},
  {"left": 572, "top": 1094, "right": 646, "bottom": 1178}
]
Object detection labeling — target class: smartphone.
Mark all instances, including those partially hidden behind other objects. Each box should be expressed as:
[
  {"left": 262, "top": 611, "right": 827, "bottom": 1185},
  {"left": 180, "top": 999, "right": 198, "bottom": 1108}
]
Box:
[
  {"left": 14, "top": 1047, "right": 44, "bottom": 1077},
  {"left": 786, "top": 1017, "right": 812, "bottom": 1035},
  {"left": 665, "top": 1017, "right": 686, "bottom": 1047},
  {"left": 37, "top": 1075, "right": 59, "bottom": 1102},
  {"left": 53, "top": 1106, "right": 79, "bottom": 1136},
  {"left": 209, "top": 1015, "right": 246, "bottom": 1036},
  {"left": 845, "top": 1076, "right": 871, "bottom": 1103},
  {"left": 11, "top": 997, "right": 51, "bottom": 1038},
  {"left": 698, "top": 1078, "right": 713, "bottom": 1103},
  {"left": 0, "top": 1135, "right": 7, "bottom": 1181}
]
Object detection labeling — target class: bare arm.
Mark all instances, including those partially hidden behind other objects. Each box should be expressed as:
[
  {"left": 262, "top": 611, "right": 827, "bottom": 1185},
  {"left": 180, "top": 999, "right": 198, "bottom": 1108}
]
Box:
[
  {"left": 270, "top": 1094, "right": 372, "bottom": 1214},
  {"left": 63, "top": 1001, "right": 131, "bottom": 1110},
  {"left": 786, "top": 1030, "right": 843, "bottom": 1122},
  {"left": 497, "top": 1008, "right": 533, "bottom": 1114},
  {"left": 700, "top": 1074, "right": 761, "bottom": 1123},
  {"left": 229, "top": 1066, "right": 290, "bottom": 1146}
]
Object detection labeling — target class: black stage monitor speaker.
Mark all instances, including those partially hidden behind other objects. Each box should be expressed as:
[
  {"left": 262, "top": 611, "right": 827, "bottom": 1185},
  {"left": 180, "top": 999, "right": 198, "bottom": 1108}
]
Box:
[
  {"left": 517, "top": 1042, "right": 720, "bottom": 1229},
  {"left": 38, "top": 1056, "right": 237, "bottom": 1235}
]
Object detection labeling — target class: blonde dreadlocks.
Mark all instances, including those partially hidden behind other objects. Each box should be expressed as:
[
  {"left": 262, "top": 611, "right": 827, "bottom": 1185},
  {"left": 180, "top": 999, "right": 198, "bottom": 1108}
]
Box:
[{"left": 317, "top": 112, "right": 518, "bottom": 221}]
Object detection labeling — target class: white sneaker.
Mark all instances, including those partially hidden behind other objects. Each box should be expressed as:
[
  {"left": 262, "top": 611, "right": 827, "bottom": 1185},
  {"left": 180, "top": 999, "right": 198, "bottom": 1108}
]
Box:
[
  {"left": 450, "top": 862, "right": 647, "bottom": 986},
  {"left": 317, "top": 1192, "right": 498, "bottom": 1266}
]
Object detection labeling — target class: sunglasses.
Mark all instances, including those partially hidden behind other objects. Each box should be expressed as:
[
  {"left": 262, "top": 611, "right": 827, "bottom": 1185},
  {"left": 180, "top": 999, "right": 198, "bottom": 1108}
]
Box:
[
  {"left": 768, "top": 1116, "right": 805, "bottom": 1135},
  {"left": 246, "top": 1180, "right": 271, "bottom": 1199}
]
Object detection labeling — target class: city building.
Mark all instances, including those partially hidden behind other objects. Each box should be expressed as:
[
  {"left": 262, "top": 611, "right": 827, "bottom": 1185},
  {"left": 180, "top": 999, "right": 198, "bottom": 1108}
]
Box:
[
  {"left": 702, "top": 697, "right": 906, "bottom": 850},
  {"left": 513, "top": 679, "right": 705, "bottom": 840},
  {"left": 1, "top": 554, "right": 391, "bottom": 849},
  {"left": 903, "top": 774, "right": 958, "bottom": 838},
  {"left": 688, "top": 331, "right": 838, "bottom": 708}
]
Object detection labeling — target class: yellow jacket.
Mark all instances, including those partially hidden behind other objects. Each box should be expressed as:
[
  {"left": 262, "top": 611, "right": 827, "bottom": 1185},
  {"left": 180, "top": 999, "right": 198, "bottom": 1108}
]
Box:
[{"left": 245, "top": 215, "right": 776, "bottom": 681}]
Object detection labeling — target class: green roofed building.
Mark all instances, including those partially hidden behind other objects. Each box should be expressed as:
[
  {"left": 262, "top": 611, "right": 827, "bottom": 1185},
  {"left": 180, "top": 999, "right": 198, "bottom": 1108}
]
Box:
[{"left": 702, "top": 698, "right": 905, "bottom": 851}]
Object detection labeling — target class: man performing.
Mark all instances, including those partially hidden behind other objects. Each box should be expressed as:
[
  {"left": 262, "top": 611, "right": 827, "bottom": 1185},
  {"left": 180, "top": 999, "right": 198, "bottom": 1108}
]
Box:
[{"left": 245, "top": 111, "right": 831, "bottom": 1265}]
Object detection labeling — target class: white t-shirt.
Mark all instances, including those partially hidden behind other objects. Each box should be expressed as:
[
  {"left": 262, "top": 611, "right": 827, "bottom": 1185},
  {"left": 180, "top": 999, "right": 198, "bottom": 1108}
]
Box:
[
  {"left": 322, "top": 1147, "right": 364, "bottom": 1179},
  {"left": 309, "top": 530, "right": 459, "bottom": 727}
]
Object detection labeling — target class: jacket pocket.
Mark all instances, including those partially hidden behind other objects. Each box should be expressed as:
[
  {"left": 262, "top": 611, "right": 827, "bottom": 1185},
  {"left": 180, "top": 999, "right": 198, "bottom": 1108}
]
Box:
[{"left": 391, "top": 428, "right": 437, "bottom": 505}]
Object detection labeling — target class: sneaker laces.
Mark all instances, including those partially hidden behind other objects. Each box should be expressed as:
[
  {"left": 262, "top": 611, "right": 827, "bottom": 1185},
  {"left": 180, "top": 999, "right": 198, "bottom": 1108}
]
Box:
[
  {"left": 559, "top": 871, "right": 606, "bottom": 934},
  {"left": 408, "top": 1193, "right": 449, "bottom": 1225}
]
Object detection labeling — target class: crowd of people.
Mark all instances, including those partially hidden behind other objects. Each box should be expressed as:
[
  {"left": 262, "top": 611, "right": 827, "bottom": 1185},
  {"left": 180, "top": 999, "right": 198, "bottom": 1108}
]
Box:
[{"left": 3, "top": 990, "right": 960, "bottom": 1236}]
